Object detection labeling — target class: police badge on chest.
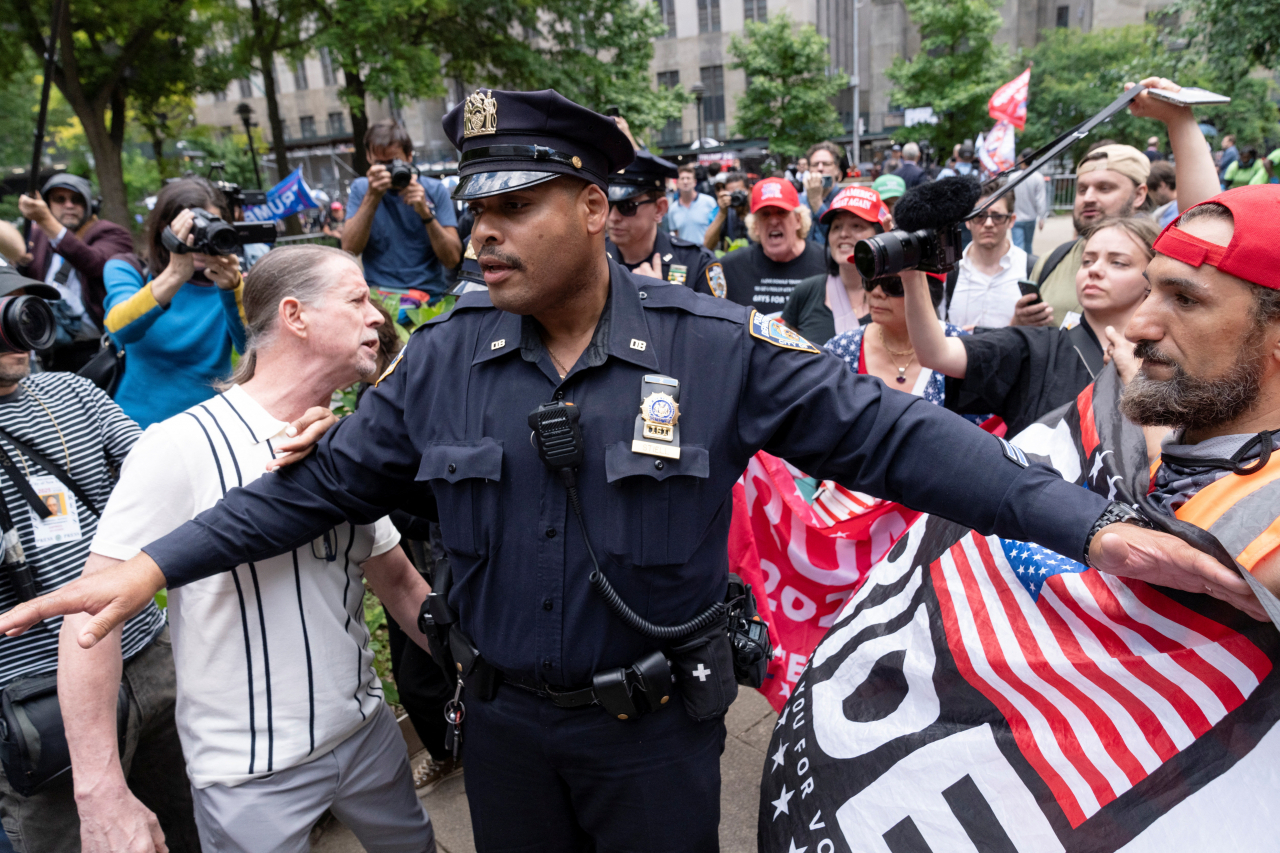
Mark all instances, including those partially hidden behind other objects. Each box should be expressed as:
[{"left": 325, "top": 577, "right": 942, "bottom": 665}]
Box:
[{"left": 632, "top": 375, "right": 682, "bottom": 460}]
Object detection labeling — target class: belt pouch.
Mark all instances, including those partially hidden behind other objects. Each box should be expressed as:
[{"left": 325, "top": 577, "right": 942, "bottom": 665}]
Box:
[
  {"left": 0, "top": 674, "right": 128, "bottom": 796},
  {"left": 630, "top": 649, "right": 673, "bottom": 713},
  {"left": 419, "top": 597, "right": 458, "bottom": 684},
  {"left": 592, "top": 668, "right": 640, "bottom": 720},
  {"left": 669, "top": 617, "right": 738, "bottom": 722},
  {"left": 448, "top": 625, "right": 500, "bottom": 701}
]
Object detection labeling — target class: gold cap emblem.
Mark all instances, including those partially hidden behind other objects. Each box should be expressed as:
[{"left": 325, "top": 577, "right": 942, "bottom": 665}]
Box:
[
  {"left": 463, "top": 90, "right": 498, "bottom": 138},
  {"left": 572, "top": 156, "right": 582, "bottom": 169}
]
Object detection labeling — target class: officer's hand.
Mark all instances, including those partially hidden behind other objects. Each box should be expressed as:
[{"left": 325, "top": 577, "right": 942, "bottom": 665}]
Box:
[
  {"left": 717, "top": 188, "right": 731, "bottom": 211},
  {"left": 632, "top": 252, "right": 663, "bottom": 279},
  {"left": 79, "top": 782, "right": 168, "bottom": 853},
  {"left": 1103, "top": 325, "right": 1140, "bottom": 384},
  {"left": 1125, "top": 77, "right": 1193, "bottom": 126},
  {"left": 268, "top": 406, "right": 339, "bottom": 471},
  {"left": 0, "top": 554, "right": 167, "bottom": 647},
  {"left": 1089, "top": 524, "right": 1267, "bottom": 621},
  {"left": 1009, "top": 293, "right": 1053, "bottom": 326},
  {"left": 367, "top": 163, "right": 392, "bottom": 197}
]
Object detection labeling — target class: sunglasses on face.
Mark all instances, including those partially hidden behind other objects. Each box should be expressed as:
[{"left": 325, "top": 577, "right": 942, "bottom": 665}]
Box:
[
  {"left": 970, "top": 211, "right": 1012, "bottom": 226},
  {"left": 609, "top": 197, "right": 658, "bottom": 217},
  {"left": 862, "top": 275, "right": 905, "bottom": 297}
]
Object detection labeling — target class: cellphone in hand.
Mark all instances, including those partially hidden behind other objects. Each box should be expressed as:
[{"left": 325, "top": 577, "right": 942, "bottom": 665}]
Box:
[
  {"left": 822, "top": 175, "right": 834, "bottom": 192},
  {"left": 605, "top": 105, "right": 621, "bottom": 117},
  {"left": 1147, "top": 87, "right": 1231, "bottom": 107},
  {"left": 1018, "top": 279, "right": 1042, "bottom": 305}
]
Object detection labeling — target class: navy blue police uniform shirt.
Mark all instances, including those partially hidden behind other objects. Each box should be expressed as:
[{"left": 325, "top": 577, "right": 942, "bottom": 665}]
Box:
[
  {"left": 144, "top": 260, "right": 1110, "bottom": 687},
  {"left": 606, "top": 230, "right": 727, "bottom": 298}
]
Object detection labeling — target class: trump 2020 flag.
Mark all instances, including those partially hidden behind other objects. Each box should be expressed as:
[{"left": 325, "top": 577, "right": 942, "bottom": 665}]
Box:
[
  {"left": 759, "top": 366, "right": 1280, "bottom": 853},
  {"left": 978, "top": 120, "right": 1018, "bottom": 176},
  {"left": 243, "top": 167, "right": 317, "bottom": 222},
  {"left": 989, "top": 67, "right": 1031, "bottom": 130}
]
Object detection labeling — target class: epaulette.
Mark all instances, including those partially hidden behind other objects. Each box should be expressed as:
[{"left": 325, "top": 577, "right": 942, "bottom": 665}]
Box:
[{"left": 637, "top": 280, "right": 748, "bottom": 323}]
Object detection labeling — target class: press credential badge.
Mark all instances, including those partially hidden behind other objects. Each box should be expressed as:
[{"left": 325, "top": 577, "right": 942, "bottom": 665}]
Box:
[{"left": 27, "top": 474, "right": 81, "bottom": 547}]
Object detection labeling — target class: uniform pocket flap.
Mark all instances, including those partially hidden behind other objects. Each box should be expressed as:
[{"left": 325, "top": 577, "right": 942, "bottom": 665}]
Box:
[
  {"left": 418, "top": 439, "right": 504, "bottom": 483},
  {"left": 604, "top": 443, "right": 709, "bottom": 483}
]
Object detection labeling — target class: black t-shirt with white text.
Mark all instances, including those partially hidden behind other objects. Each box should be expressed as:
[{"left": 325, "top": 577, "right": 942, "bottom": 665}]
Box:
[{"left": 720, "top": 242, "right": 829, "bottom": 314}]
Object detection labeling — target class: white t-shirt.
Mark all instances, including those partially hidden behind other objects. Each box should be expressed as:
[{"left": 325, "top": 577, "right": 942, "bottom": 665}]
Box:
[
  {"left": 91, "top": 385, "right": 399, "bottom": 788},
  {"left": 948, "top": 240, "right": 1028, "bottom": 328}
]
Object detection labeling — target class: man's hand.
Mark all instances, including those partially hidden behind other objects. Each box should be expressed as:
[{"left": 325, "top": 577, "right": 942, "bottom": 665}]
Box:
[
  {"left": 78, "top": 783, "right": 168, "bottom": 853},
  {"left": 0, "top": 555, "right": 166, "bottom": 647},
  {"left": 613, "top": 116, "right": 639, "bottom": 151},
  {"left": 1103, "top": 325, "right": 1140, "bottom": 384},
  {"left": 1089, "top": 524, "right": 1267, "bottom": 621},
  {"left": 401, "top": 179, "right": 434, "bottom": 222},
  {"left": 632, "top": 252, "right": 663, "bottom": 279},
  {"left": 366, "top": 163, "right": 392, "bottom": 199},
  {"left": 268, "top": 406, "right": 339, "bottom": 471},
  {"left": 804, "top": 173, "right": 825, "bottom": 212},
  {"left": 1125, "top": 77, "right": 1193, "bottom": 125},
  {"left": 17, "top": 192, "right": 58, "bottom": 234},
  {"left": 716, "top": 187, "right": 731, "bottom": 211},
  {"left": 1009, "top": 293, "right": 1054, "bottom": 326}
]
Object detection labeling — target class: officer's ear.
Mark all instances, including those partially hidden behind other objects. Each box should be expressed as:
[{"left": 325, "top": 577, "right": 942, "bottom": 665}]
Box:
[
  {"left": 654, "top": 194, "right": 669, "bottom": 220},
  {"left": 581, "top": 182, "right": 609, "bottom": 237}
]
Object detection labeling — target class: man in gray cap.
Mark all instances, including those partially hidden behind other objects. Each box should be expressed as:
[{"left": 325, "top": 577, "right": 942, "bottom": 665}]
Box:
[{"left": 18, "top": 175, "right": 133, "bottom": 371}]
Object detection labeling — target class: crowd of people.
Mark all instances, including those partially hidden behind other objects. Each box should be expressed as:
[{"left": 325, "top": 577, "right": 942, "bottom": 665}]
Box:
[{"left": 0, "top": 73, "right": 1274, "bottom": 853}]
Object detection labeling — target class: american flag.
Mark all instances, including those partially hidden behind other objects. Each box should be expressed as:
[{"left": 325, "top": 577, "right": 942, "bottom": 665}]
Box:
[{"left": 933, "top": 531, "right": 1272, "bottom": 828}]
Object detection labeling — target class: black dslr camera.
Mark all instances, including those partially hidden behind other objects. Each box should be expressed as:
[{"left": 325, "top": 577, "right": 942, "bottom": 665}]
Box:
[
  {"left": 0, "top": 296, "right": 56, "bottom": 354},
  {"left": 853, "top": 176, "right": 978, "bottom": 279},
  {"left": 387, "top": 159, "right": 419, "bottom": 191},
  {"left": 729, "top": 189, "right": 749, "bottom": 209},
  {"left": 162, "top": 209, "right": 278, "bottom": 257}
]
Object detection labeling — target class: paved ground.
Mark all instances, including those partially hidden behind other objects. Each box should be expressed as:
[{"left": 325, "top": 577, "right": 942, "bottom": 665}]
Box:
[
  {"left": 1033, "top": 212, "right": 1075, "bottom": 257},
  {"left": 314, "top": 687, "right": 777, "bottom": 852}
]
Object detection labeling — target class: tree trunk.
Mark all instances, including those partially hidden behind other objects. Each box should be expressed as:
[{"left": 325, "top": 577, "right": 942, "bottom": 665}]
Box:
[
  {"left": 249, "top": 0, "right": 301, "bottom": 235},
  {"left": 343, "top": 61, "right": 370, "bottom": 178}
]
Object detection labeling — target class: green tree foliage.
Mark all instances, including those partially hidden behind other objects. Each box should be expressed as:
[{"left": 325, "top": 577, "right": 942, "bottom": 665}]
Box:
[
  {"left": 0, "top": 53, "right": 76, "bottom": 169},
  {"left": 1020, "top": 26, "right": 1277, "bottom": 162},
  {"left": 1177, "top": 0, "right": 1280, "bottom": 81},
  {"left": 886, "top": 0, "right": 1012, "bottom": 151},
  {"left": 727, "top": 14, "right": 844, "bottom": 158}
]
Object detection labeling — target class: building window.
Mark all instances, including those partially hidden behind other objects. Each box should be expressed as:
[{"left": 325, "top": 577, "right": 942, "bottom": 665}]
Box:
[
  {"left": 699, "top": 64, "right": 725, "bottom": 139},
  {"left": 327, "top": 111, "right": 346, "bottom": 136},
  {"left": 657, "top": 71, "right": 682, "bottom": 144},
  {"left": 698, "top": 0, "right": 720, "bottom": 33},
  {"left": 658, "top": 0, "right": 676, "bottom": 37},
  {"left": 319, "top": 47, "right": 338, "bottom": 87},
  {"left": 744, "top": 0, "right": 766, "bottom": 24},
  {"left": 238, "top": 78, "right": 252, "bottom": 98},
  {"left": 214, "top": 87, "right": 227, "bottom": 102},
  {"left": 293, "top": 61, "right": 309, "bottom": 91},
  {"left": 1056, "top": 4, "right": 1070, "bottom": 27},
  {"left": 299, "top": 115, "right": 316, "bottom": 138}
]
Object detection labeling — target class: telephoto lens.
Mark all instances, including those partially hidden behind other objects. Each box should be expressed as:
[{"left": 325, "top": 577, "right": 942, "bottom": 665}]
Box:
[
  {"left": 853, "top": 230, "right": 928, "bottom": 280},
  {"left": 0, "top": 295, "right": 57, "bottom": 353},
  {"left": 389, "top": 159, "right": 417, "bottom": 191}
]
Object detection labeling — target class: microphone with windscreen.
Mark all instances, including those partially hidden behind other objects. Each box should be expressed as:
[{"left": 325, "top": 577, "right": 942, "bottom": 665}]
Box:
[{"left": 853, "top": 176, "right": 981, "bottom": 279}]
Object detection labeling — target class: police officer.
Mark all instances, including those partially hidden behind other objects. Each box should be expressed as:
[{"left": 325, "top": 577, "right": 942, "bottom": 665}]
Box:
[
  {"left": 605, "top": 150, "right": 729, "bottom": 298},
  {"left": 5, "top": 89, "right": 1260, "bottom": 853}
]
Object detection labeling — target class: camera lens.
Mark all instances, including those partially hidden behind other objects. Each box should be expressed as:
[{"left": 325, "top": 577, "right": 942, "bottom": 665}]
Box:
[
  {"left": 203, "top": 219, "right": 241, "bottom": 256},
  {"left": 0, "top": 296, "right": 57, "bottom": 353},
  {"left": 389, "top": 160, "right": 414, "bottom": 191},
  {"left": 730, "top": 190, "right": 748, "bottom": 208},
  {"left": 853, "top": 230, "right": 925, "bottom": 280}
]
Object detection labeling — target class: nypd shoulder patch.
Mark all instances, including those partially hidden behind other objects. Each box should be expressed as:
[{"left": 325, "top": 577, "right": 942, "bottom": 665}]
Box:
[
  {"left": 706, "top": 262, "right": 727, "bottom": 299},
  {"left": 374, "top": 348, "right": 405, "bottom": 387},
  {"left": 748, "top": 311, "right": 820, "bottom": 354}
]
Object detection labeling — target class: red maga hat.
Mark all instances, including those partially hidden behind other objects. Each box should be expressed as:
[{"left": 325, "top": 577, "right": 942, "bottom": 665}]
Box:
[
  {"left": 1154, "top": 185, "right": 1280, "bottom": 290},
  {"left": 820, "top": 186, "right": 884, "bottom": 226},
  {"left": 750, "top": 177, "right": 801, "bottom": 213}
]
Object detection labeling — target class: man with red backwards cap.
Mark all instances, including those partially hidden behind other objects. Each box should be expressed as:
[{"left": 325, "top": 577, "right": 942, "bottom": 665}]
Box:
[
  {"left": 1119, "top": 184, "right": 1280, "bottom": 595},
  {"left": 719, "top": 176, "right": 828, "bottom": 314}
]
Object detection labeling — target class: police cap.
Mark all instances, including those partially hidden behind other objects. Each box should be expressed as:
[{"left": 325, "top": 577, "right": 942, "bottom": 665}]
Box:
[
  {"left": 444, "top": 89, "right": 635, "bottom": 201},
  {"left": 607, "top": 150, "right": 678, "bottom": 202}
]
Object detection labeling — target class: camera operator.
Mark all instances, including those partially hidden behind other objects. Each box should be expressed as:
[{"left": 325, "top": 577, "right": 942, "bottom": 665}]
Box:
[
  {"left": 103, "top": 178, "right": 246, "bottom": 429},
  {"left": 0, "top": 263, "right": 200, "bottom": 852},
  {"left": 17, "top": 175, "right": 133, "bottom": 372},
  {"left": 342, "top": 120, "right": 460, "bottom": 312},
  {"left": 703, "top": 171, "right": 751, "bottom": 252}
]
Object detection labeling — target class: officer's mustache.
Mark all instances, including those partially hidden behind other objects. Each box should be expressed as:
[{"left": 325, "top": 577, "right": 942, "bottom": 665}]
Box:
[{"left": 477, "top": 247, "right": 526, "bottom": 272}]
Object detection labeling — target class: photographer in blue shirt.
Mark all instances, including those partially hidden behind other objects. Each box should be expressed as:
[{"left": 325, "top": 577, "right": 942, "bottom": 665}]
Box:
[{"left": 343, "top": 120, "right": 461, "bottom": 310}]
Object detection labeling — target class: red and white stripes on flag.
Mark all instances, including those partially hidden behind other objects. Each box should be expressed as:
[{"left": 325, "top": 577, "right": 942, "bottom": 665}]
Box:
[{"left": 932, "top": 532, "right": 1272, "bottom": 828}]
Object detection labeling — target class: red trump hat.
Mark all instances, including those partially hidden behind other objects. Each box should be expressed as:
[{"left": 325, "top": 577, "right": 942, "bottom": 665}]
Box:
[
  {"left": 820, "top": 186, "right": 884, "bottom": 226},
  {"left": 750, "top": 177, "right": 802, "bottom": 213},
  {"left": 1154, "top": 184, "right": 1280, "bottom": 290}
]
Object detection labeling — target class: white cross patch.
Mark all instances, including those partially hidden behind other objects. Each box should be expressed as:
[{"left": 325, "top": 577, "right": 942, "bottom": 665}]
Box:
[
  {"left": 630, "top": 339, "right": 647, "bottom": 351},
  {"left": 491, "top": 339, "right": 506, "bottom": 350},
  {"left": 692, "top": 664, "right": 711, "bottom": 682}
]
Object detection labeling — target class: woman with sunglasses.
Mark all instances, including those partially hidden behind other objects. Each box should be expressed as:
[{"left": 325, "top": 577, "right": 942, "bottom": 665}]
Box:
[
  {"left": 781, "top": 186, "right": 885, "bottom": 345},
  {"left": 905, "top": 215, "right": 1159, "bottom": 438},
  {"left": 825, "top": 273, "right": 985, "bottom": 420}
]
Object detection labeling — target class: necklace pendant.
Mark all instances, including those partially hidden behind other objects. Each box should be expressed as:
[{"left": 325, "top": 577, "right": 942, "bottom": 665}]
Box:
[{"left": 896, "top": 367, "right": 907, "bottom": 384}]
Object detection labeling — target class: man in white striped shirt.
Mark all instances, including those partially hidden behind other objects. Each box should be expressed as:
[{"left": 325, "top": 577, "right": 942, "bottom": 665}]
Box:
[{"left": 60, "top": 246, "right": 436, "bottom": 853}]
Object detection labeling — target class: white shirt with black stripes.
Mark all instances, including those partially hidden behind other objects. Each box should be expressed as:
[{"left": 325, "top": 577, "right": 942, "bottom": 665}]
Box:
[{"left": 91, "top": 384, "right": 399, "bottom": 789}]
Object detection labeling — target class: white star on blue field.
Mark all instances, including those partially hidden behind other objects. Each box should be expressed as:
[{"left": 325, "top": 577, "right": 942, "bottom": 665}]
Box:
[{"left": 999, "top": 539, "right": 1088, "bottom": 599}]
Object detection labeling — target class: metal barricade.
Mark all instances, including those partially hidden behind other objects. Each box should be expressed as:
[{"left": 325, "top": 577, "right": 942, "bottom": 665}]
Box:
[{"left": 1050, "top": 174, "right": 1076, "bottom": 211}]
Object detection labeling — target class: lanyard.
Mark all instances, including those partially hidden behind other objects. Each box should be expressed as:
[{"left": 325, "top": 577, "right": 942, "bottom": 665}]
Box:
[{"left": 0, "top": 445, "right": 51, "bottom": 522}]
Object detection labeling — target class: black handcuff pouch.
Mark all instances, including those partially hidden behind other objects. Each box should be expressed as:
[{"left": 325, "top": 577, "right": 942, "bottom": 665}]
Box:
[{"left": 591, "top": 649, "right": 672, "bottom": 720}]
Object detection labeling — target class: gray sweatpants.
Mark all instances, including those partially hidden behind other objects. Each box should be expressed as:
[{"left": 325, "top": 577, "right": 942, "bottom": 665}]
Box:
[{"left": 191, "top": 703, "right": 434, "bottom": 853}]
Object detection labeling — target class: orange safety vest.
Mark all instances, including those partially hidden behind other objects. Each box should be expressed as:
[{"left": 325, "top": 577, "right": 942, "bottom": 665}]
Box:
[{"left": 1153, "top": 452, "right": 1280, "bottom": 572}]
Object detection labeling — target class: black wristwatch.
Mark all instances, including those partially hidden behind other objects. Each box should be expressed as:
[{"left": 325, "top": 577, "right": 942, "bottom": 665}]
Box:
[{"left": 1083, "top": 502, "right": 1156, "bottom": 566}]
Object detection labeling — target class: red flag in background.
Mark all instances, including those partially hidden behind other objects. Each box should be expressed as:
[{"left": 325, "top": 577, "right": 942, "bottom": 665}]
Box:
[{"left": 989, "top": 67, "right": 1031, "bottom": 130}]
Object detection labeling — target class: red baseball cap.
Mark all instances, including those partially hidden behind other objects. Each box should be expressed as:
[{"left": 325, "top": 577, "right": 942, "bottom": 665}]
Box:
[
  {"left": 1154, "top": 185, "right": 1280, "bottom": 290},
  {"left": 820, "top": 186, "right": 883, "bottom": 226},
  {"left": 750, "top": 177, "right": 801, "bottom": 213}
]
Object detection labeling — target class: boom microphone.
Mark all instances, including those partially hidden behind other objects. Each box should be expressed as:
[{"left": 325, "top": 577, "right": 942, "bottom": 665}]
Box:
[{"left": 892, "top": 175, "right": 982, "bottom": 233}]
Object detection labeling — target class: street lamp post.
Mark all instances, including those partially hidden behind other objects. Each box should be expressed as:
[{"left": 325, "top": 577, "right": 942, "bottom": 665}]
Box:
[
  {"left": 690, "top": 81, "right": 706, "bottom": 148},
  {"left": 850, "top": 0, "right": 860, "bottom": 171},
  {"left": 235, "top": 102, "right": 263, "bottom": 189}
]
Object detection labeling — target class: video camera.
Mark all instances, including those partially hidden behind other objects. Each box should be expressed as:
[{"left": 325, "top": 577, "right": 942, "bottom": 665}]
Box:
[
  {"left": 205, "top": 162, "right": 268, "bottom": 210},
  {"left": 854, "top": 82, "right": 1154, "bottom": 280},
  {"left": 162, "top": 209, "right": 277, "bottom": 257}
]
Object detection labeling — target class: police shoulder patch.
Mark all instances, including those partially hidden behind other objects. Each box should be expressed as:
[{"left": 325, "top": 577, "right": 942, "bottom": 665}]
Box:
[
  {"left": 374, "top": 348, "right": 405, "bottom": 387},
  {"left": 748, "top": 311, "right": 820, "bottom": 354},
  {"left": 706, "top": 262, "right": 727, "bottom": 299}
]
